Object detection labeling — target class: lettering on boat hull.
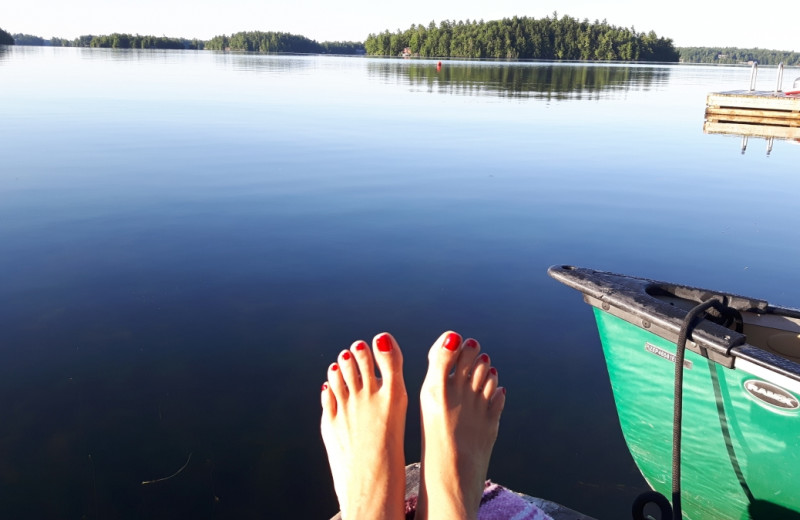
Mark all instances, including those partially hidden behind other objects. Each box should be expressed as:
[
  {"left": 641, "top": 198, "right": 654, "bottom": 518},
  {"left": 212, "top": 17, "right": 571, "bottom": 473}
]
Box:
[
  {"left": 645, "top": 342, "right": 693, "bottom": 369},
  {"left": 743, "top": 379, "right": 800, "bottom": 411}
]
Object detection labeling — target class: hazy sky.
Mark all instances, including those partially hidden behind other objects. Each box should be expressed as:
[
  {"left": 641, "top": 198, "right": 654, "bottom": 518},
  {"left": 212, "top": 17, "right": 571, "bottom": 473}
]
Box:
[{"left": 3, "top": 0, "right": 797, "bottom": 51}]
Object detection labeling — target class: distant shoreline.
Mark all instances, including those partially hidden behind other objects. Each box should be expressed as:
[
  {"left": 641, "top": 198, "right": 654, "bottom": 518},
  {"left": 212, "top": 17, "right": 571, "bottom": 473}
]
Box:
[
  {"left": 5, "top": 42, "right": 800, "bottom": 68},
  {"left": 3, "top": 24, "right": 799, "bottom": 65}
]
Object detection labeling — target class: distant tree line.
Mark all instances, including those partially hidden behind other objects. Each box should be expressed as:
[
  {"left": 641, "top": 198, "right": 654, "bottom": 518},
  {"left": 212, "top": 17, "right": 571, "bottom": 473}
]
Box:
[
  {"left": 205, "top": 31, "right": 364, "bottom": 54},
  {"left": 8, "top": 30, "right": 364, "bottom": 54},
  {"left": 0, "top": 27, "right": 13, "bottom": 45},
  {"left": 11, "top": 32, "right": 201, "bottom": 49},
  {"left": 14, "top": 33, "right": 205, "bottom": 50},
  {"left": 365, "top": 14, "right": 680, "bottom": 61},
  {"left": 318, "top": 41, "right": 365, "bottom": 54},
  {"left": 85, "top": 33, "right": 204, "bottom": 49},
  {"left": 678, "top": 47, "right": 800, "bottom": 65},
  {"left": 13, "top": 33, "right": 45, "bottom": 45}
]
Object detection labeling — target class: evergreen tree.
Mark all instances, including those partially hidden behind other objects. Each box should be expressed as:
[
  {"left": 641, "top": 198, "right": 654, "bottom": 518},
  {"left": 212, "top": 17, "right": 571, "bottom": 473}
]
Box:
[
  {"left": 364, "top": 15, "right": 680, "bottom": 62},
  {"left": 0, "top": 27, "right": 14, "bottom": 45}
]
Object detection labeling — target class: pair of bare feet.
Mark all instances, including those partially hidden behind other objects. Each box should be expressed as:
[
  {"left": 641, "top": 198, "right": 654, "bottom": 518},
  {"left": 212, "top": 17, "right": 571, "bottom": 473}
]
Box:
[{"left": 320, "top": 331, "right": 506, "bottom": 520}]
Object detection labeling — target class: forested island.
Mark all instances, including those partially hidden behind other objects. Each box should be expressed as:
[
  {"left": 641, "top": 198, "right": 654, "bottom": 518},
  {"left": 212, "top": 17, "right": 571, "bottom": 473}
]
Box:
[
  {"left": 3, "top": 17, "right": 798, "bottom": 65},
  {"left": 365, "top": 15, "right": 679, "bottom": 61}
]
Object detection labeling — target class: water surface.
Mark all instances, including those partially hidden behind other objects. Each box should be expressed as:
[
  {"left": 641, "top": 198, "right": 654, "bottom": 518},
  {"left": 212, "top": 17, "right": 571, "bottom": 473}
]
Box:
[{"left": 1, "top": 46, "right": 799, "bottom": 519}]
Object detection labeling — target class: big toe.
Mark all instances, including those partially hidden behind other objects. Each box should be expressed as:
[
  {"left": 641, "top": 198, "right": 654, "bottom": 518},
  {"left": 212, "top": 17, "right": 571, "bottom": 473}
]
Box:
[
  {"left": 424, "top": 330, "right": 463, "bottom": 386},
  {"left": 372, "top": 332, "right": 405, "bottom": 390}
]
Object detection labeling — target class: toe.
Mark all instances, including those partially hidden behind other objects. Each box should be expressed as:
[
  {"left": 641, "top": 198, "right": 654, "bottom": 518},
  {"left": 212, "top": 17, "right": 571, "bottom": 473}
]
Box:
[
  {"left": 350, "top": 340, "right": 375, "bottom": 391},
  {"left": 328, "top": 362, "right": 348, "bottom": 402},
  {"left": 455, "top": 338, "right": 481, "bottom": 381},
  {"left": 372, "top": 332, "right": 404, "bottom": 390},
  {"left": 470, "top": 353, "right": 490, "bottom": 393},
  {"left": 321, "top": 382, "right": 336, "bottom": 417},
  {"left": 339, "top": 349, "right": 361, "bottom": 392},
  {"left": 483, "top": 366, "right": 498, "bottom": 400},
  {"left": 425, "top": 330, "right": 463, "bottom": 385}
]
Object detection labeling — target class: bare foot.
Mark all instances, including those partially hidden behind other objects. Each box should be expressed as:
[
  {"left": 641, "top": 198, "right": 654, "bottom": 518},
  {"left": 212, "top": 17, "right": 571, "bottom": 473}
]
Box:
[
  {"left": 416, "top": 331, "right": 506, "bottom": 520},
  {"left": 320, "top": 333, "right": 408, "bottom": 520}
]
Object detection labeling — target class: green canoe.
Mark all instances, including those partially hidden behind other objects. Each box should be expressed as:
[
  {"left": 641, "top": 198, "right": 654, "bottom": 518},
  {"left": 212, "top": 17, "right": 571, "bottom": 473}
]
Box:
[{"left": 549, "top": 265, "right": 800, "bottom": 520}]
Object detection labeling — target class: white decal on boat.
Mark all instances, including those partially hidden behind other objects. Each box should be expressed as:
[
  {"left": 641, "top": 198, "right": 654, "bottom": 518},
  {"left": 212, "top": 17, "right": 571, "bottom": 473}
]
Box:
[
  {"left": 644, "top": 343, "right": 693, "bottom": 369},
  {"left": 743, "top": 380, "right": 800, "bottom": 410}
]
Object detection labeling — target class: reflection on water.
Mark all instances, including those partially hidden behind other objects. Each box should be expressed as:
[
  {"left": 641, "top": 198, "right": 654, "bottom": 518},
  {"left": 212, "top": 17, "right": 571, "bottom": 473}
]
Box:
[
  {"left": 1, "top": 47, "right": 800, "bottom": 520},
  {"left": 73, "top": 46, "right": 200, "bottom": 64},
  {"left": 368, "top": 59, "right": 671, "bottom": 99},
  {"left": 211, "top": 51, "right": 316, "bottom": 74},
  {"left": 735, "top": 133, "right": 800, "bottom": 156}
]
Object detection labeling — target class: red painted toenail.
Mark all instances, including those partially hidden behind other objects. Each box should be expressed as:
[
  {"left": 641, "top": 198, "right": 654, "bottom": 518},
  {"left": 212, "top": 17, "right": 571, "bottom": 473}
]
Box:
[
  {"left": 331, "top": 363, "right": 339, "bottom": 371},
  {"left": 376, "top": 334, "right": 392, "bottom": 352},
  {"left": 465, "top": 338, "right": 478, "bottom": 348},
  {"left": 490, "top": 367, "right": 498, "bottom": 375},
  {"left": 321, "top": 383, "right": 328, "bottom": 391},
  {"left": 480, "top": 353, "right": 489, "bottom": 363},
  {"left": 342, "top": 351, "right": 352, "bottom": 361},
  {"left": 355, "top": 342, "right": 367, "bottom": 351},
  {"left": 443, "top": 332, "right": 461, "bottom": 351}
]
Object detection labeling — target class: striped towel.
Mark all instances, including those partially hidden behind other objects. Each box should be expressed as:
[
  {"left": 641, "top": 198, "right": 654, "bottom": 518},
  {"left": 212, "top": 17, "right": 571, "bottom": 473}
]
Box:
[
  {"left": 402, "top": 481, "right": 553, "bottom": 520},
  {"left": 478, "top": 482, "right": 554, "bottom": 520}
]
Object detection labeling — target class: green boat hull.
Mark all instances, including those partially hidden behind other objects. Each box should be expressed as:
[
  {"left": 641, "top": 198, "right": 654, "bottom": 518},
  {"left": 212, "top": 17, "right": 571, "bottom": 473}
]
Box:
[
  {"left": 595, "top": 309, "right": 800, "bottom": 519},
  {"left": 549, "top": 265, "right": 800, "bottom": 520}
]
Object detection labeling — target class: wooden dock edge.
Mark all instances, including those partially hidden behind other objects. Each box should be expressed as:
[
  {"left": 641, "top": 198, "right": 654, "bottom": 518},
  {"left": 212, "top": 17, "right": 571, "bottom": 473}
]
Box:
[
  {"left": 707, "top": 91, "right": 800, "bottom": 113},
  {"left": 329, "top": 463, "right": 599, "bottom": 520},
  {"left": 705, "top": 107, "right": 800, "bottom": 127},
  {"left": 704, "top": 121, "right": 800, "bottom": 139}
]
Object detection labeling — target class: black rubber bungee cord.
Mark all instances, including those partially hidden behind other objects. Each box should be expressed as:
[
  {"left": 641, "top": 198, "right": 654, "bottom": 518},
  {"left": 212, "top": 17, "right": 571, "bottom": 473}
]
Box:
[
  {"left": 671, "top": 298, "right": 723, "bottom": 519},
  {"left": 632, "top": 297, "right": 725, "bottom": 520}
]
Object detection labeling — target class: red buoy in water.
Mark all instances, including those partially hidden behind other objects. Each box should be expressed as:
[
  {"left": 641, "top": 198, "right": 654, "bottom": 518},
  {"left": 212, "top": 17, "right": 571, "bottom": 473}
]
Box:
[{"left": 436, "top": 61, "right": 442, "bottom": 71}]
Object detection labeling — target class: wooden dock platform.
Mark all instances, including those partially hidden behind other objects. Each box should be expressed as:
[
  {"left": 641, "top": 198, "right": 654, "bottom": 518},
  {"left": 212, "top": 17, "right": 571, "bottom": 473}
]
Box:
[{"left": 706, "top": 91, "right": 800, "bottom": 127}]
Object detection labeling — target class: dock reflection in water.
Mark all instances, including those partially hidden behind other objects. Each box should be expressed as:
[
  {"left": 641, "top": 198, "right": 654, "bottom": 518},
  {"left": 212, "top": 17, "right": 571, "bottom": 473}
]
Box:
[{"left": 704, "top": 117, "right": 800, "bottom": 155}]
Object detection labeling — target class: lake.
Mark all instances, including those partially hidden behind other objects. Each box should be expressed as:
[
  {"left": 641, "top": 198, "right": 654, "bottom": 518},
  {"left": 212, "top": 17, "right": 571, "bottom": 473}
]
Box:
[{"left": 1, "top": 46, "right": 799, "bottom": 519}]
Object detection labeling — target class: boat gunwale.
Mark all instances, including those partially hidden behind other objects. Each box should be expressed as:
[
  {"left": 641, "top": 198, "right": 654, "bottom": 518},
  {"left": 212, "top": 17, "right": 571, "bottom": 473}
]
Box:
[{"left": 548, "top": 265, "right": 800, "bottom": 382}]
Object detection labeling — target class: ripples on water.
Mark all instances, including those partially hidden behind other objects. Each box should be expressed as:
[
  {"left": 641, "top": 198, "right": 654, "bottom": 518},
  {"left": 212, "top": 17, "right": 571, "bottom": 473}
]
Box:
[{"left": 1, "top": 46, "right": 799, "bottom": 519}]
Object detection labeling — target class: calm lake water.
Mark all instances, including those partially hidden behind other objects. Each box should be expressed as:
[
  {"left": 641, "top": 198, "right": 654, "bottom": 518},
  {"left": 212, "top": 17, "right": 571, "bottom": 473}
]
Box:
[{"left": 1, "top": 46, "right": 799, "bottom": 519}]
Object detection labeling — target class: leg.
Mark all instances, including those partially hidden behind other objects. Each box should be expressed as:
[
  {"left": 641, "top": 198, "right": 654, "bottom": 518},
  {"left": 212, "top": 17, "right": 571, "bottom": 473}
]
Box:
[
  {"left": 320, "top": 333, "right": 408, "bottom": 520},
  {"left": 416, "top": 331, "right": 506, "bottom": 520}
]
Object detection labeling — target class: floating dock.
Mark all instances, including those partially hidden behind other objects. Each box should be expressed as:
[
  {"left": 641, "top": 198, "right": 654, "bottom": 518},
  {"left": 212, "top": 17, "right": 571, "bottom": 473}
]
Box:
[
  {"left": 704, "top": 92, "right": 800, "bottom": 154},
  {"left": 704, "top": 63, "right": 800, "bottom": 153},
  {"left": 705, "top": 90, "right": 800, "bottom": 127}
]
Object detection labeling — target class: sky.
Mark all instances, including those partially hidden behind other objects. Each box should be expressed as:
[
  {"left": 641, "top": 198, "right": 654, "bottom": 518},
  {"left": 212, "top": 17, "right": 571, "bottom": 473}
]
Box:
[{"left": 3, "top": 0, "right": 797, "bottom": 51}]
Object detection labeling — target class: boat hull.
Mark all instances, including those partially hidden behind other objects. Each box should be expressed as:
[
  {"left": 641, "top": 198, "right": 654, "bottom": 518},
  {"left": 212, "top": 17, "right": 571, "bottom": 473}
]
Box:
[
  {"left": 549, "top": 266, "right": 800, "bottom": 520},
  {"left": 595, "top": 309, "right": 800, "bottom": 519}
]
